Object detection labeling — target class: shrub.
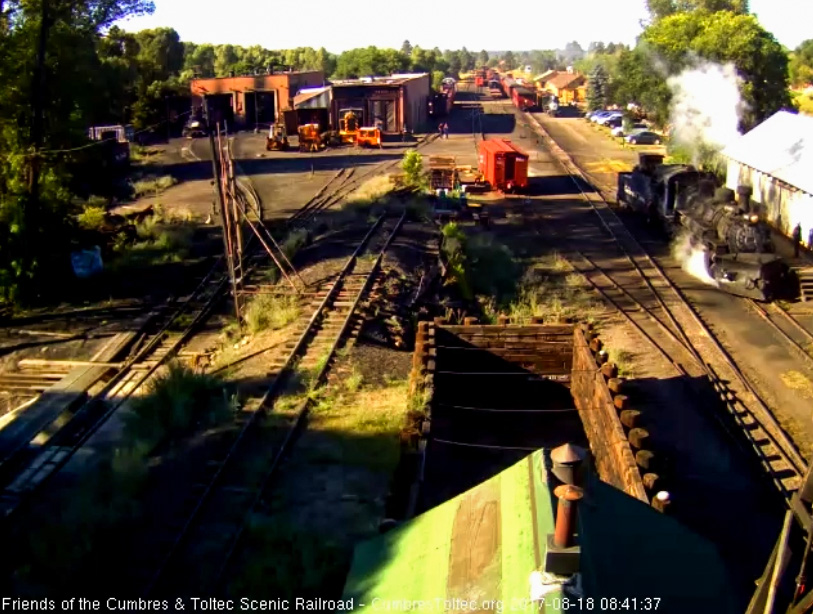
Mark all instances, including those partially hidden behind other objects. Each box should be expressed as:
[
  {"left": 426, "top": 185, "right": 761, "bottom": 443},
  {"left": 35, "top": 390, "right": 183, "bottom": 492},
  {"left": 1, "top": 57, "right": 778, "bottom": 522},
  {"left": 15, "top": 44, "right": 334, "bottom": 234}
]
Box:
[
  {"left": 77, "top": 205, "right": 107, "bottom": 231},
  {"left": 280, "top": 228, "right": 309, "bottom": 261},
  {"left": 124, "top": 363, "right": 233, "bottom": 446},
  {"left": 132, "top": 175, "right": 178, "bottom": 198},
  {"left": 243, "top": 293, "right": 300, "bottom": 334},
  {"left": 401, "top": 150, "right": 425, "bottom": 189}
]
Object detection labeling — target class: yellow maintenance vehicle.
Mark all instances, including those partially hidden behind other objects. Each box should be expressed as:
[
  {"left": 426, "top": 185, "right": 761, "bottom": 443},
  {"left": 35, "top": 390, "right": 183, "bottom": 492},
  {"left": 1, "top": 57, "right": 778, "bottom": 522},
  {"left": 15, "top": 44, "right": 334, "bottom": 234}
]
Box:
[
  {"left": 338, "top": 110, "right": 361, "bottom": 144},
  {"left": 266, "top": 123, "right": 289, "bottom": 151},
  {"left": 356, "top": 127, "right": 382, "bottom": 148},
  {"left": 298, "top": 123, "right": 327, "bottom": 152}
]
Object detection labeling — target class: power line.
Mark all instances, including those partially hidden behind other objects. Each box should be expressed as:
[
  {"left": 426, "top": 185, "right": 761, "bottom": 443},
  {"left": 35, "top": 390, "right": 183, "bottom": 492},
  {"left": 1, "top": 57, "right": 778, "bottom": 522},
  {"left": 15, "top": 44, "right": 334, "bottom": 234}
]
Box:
[{"left": 3, "top": 109, "right": 194, "bottom": 160}]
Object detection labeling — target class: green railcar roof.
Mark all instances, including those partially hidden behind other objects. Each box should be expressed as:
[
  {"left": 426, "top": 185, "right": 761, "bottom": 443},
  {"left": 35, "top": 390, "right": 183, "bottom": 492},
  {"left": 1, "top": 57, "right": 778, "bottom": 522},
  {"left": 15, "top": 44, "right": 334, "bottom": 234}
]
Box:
[{"left": 342, "top": 449, "right": 739, "bottom": 614}]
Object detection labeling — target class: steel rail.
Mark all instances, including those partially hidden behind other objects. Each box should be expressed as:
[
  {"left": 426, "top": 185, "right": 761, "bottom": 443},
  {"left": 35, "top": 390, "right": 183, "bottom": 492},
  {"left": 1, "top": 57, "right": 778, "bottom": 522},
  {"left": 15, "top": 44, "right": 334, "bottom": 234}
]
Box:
[
  {"left": 142, "top": 213, "right": 395, "bottom": 597},
  {"left": 516, "top": 108, "right": 808, "bottom": 495},
  {"left": 212, "top": 210, "right": 407, "bottom": 589}
]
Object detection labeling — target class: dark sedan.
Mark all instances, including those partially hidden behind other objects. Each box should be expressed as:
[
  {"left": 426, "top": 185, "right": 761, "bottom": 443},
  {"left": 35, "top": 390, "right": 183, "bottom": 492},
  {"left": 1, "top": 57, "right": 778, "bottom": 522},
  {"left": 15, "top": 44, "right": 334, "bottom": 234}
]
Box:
[{"left": 625, "top": 130, "right": 663, "bottom": 145}]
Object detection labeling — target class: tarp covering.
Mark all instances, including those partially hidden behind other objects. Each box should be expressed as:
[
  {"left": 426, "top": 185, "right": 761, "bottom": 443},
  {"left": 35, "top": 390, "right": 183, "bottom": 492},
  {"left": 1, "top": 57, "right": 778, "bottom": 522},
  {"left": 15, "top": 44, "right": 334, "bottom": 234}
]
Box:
[
  {"left": 342, "top": 450, "right": 738, "bottom": 614},
  {"left": 722, "top": 110, "right": 813, "bottom": 196}
]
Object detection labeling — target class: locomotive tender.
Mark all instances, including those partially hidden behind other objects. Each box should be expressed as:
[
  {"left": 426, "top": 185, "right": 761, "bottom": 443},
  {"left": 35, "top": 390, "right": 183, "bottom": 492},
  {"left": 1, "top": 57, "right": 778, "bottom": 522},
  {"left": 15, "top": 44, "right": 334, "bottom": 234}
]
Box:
[{"left": 617, "top": 153, "right": 789, "bottom": 301}]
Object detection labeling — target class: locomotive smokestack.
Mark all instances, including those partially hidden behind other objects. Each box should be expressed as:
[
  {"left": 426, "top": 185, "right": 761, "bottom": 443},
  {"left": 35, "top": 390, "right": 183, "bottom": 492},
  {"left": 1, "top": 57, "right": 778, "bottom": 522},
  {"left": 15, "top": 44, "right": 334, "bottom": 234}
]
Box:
[{"left": 737, "top": 185, "right": 753, "bottom": 212}]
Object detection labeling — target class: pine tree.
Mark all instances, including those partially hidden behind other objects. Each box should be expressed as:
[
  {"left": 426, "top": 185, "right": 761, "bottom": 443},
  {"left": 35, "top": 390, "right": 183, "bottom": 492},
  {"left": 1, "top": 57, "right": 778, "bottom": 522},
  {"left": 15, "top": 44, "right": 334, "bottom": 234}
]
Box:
[{"left": 587, "top": 64, "right": 609, "bottom": 111}]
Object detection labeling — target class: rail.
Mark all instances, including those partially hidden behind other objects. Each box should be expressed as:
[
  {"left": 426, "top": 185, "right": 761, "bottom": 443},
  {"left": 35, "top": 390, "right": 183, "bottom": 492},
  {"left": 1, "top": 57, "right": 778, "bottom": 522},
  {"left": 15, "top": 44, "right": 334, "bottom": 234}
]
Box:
[
  {"left": 142, "top": 212, "right": 405, "bottom": 597},
  {"left": 518, "top": 107, "right": 807, "bottom": 504}
]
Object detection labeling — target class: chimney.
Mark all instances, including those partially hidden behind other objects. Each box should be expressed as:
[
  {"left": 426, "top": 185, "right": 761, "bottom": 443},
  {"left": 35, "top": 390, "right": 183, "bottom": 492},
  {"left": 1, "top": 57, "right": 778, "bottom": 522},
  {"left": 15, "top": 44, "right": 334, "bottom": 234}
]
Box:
[
  {"left": 544, "top": 484, "right": 583, "bottom": 576},
  {"left": 737, "top": 184, "right": 753, "bottom": 211},
  {"left": 551, "top": 443, "right": 586, "bottom": 486}
]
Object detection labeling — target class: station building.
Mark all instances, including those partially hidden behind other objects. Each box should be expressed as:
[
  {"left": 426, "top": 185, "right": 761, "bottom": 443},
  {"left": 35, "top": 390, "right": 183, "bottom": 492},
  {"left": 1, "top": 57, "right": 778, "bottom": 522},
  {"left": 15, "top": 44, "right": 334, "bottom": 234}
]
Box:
[
  {"left": 190, "top": 70, "right": 325, "bottom": 129},
  {"left": 722, "top": 110, "right": 813, "bottom": 242}
]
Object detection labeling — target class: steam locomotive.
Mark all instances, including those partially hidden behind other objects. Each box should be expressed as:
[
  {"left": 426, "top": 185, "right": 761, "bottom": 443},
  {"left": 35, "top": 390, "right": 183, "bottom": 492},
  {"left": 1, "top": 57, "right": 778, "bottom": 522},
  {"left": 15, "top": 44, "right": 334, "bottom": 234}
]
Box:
[{"left": 617, "top": 153, "right": 790, "bottom": 301}]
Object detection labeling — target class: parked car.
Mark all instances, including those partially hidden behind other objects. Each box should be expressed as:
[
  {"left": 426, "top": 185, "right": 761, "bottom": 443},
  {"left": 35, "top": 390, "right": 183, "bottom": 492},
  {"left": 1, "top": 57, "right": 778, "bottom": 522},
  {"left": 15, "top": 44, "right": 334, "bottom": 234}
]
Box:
[
  {"left": 588, "top": 110, "right": 615, "bottom": 122},
  {"left": 182, "top": 117, "right": 207, "bottom": 138},
  {"left": 596, "top": 111, "right": 623, "bottom": 126},
  {"left": 625, "top": 130, "right": 663, "bottom": 145},
  {"left": 612, "top": 122, "right": 647, "bottom": 137},
  {"left": 605, "top": 116, "right": 624, "bottom": 129}
]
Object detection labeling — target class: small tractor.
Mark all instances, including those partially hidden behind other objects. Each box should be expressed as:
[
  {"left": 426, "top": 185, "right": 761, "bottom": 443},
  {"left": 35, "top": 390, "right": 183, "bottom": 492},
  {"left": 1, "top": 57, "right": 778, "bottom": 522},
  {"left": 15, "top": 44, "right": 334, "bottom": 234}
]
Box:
[
  {"left": 298, "top": 123, "right": 326, "bottom": 152},
  {"left": 356, "top": 127, "right": 382, "bottom": 148},
  {"left": 338, "top": 110, "right": 361, "bottom": 145},
  {"left": 266, "top": 124, "right": 288, "bottom": 151}
]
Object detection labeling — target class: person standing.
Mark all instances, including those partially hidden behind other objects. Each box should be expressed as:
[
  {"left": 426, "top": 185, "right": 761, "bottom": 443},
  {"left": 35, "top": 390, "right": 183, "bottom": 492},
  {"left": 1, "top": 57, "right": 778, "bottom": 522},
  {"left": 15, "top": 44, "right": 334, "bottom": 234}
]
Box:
[
  {"left": 793, "top": 223, "right": 802, "bottom": 258},
  {"left": 443, "top": 122, "right": 449, "bottom": 139}
]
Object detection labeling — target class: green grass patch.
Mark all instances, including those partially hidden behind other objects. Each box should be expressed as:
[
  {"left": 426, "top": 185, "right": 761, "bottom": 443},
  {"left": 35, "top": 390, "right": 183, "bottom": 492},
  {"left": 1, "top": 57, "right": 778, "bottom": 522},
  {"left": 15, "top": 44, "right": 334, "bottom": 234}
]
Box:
[
  {"left": 124, "top": 362, "right": 234, "bottom": 448},
  {"left": 227, "top": 517, "right": 348, "bottom": 600},
  {"left": 607, "top": 347, "right": 635, "bottom": 376},
  {"left": 132, "top": 174, "right": 178, "bottom": 198},
  {"left": 441, "top": 223, "right": 518, "bottom": 302},
  {"left": 77, "top": 204, "right": 107, "bottom": 231},
  {"left": 243, "top": 293, "right": 300, "bottom": 335},
  {"left": 507, "top": 263, "right": 604, "bottom": 324},
  {"left": 13, "top": 442, "right": 150, "bottom": 595},
  {"left": 280, "top": 228, "right": 309, "bottom": 262},
  {"left": 109, "top": 207, "right": 195, "bottom": 273}
]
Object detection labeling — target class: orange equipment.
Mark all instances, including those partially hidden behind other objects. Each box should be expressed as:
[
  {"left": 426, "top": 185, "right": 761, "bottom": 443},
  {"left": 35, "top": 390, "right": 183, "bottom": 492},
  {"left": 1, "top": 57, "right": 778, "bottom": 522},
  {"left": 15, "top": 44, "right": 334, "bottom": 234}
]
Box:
[
  {"left": 266, "top": 123, "right": 288, "bottom": 151},
  {"left": 477, "top": 139, "right": 529, "bottom": 193},
  {"left": 298, "top": 123, "right": 326, "bottom": 152},
  {"left": 338, "top": 110, "right": 361, "bottom": 144},
  {"left": 356, "top": 127, "right": 382, "bottom": 148}
]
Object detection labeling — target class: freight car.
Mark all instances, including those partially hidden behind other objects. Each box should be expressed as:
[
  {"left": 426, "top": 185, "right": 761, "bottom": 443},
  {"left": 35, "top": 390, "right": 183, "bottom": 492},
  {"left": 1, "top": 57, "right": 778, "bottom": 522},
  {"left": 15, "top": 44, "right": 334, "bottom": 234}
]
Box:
[
  {"left": 478, "top": 139, "right": 529, "bottom": 193},
  {"left": 617, "top": 153, "right": 788, "bottom": 300}
]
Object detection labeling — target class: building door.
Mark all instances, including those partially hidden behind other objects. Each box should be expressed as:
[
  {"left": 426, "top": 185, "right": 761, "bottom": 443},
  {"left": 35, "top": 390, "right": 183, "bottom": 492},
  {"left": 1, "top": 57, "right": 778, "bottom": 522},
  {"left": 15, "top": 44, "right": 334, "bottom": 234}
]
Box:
[
  {"left": 505, "top": 155, "right": 516, "bottom": 181},
  {"left": 371, "top": 100, "right": 396, "bottom": 131}
]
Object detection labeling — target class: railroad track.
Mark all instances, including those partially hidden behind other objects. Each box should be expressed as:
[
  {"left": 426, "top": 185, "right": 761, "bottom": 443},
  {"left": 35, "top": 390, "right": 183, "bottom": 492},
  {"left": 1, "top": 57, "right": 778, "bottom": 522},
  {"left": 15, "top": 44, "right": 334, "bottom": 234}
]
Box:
[
  {"left": 512, "top": 107, "right": 807, "bottom": 502},
  {"left": 138, "top": 212, "right": 405, "bottom": 598},
  {"left": 0, "top": 129, "right": 430, "bottom": 523}
]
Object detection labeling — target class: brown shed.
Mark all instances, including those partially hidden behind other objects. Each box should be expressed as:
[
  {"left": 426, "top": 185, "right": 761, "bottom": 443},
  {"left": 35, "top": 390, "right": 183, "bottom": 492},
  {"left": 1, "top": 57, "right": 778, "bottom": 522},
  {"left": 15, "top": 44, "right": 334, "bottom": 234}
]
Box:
[
  {"left": 330, "top": 73, "right": 430, "bottom": 134},
  {"left": 190, "top": 70, "right": 324, "bottom": 129}
]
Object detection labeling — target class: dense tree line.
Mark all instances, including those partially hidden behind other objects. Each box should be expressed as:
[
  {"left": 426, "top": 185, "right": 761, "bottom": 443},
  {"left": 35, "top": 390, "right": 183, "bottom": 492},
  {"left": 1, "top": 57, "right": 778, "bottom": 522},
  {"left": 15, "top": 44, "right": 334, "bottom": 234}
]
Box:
[
  {"left": 0, "top": 0, "right": 803, "bottom": 306},
  {"left": 579, "top": 1, "right": 793, "bottom": 131}
]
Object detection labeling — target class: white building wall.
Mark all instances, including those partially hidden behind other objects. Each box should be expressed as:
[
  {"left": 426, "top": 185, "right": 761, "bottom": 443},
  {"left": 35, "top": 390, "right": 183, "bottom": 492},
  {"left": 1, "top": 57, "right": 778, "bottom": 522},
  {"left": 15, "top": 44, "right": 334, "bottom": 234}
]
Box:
[{"left": 726, "top": 159, "right": 813, "bottom": 241}]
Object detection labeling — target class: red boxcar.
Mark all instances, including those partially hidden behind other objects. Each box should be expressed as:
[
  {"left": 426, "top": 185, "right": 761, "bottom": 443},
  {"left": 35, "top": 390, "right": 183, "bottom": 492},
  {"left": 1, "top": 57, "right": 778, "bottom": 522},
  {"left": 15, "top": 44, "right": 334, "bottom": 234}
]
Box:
[
  {"left": 478, "top": 139, "right": 529, "bottom": 192},
  {"left": 511, "top": 85, "right": 536, "bottom": 111}
]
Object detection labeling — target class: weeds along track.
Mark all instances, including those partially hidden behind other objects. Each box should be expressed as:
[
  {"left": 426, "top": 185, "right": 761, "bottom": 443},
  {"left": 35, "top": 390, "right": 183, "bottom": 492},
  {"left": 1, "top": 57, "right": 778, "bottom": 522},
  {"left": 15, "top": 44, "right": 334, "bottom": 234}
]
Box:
[
  {"left": 139, "top": 212, "right": 405, "bottom": 598},
  {"left": 0, "top": 262, "right": 230, "bottom": 519},
  {"left": 516, "top": 109, "right": 806, "bottom": 503},
  {"left": 0, "top": 134, "right": 423, "bottom": 523}
]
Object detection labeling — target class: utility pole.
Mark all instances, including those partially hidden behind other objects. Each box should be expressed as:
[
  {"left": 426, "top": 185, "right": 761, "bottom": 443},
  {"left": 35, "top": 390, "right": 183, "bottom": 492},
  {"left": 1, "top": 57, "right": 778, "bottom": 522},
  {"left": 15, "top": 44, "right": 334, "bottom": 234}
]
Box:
[
  {"left": 204, "top": 98, "right": 241, "bottom": 327},
  {"left": 26, "top": 0, "right": 51, "bottom": 284}
]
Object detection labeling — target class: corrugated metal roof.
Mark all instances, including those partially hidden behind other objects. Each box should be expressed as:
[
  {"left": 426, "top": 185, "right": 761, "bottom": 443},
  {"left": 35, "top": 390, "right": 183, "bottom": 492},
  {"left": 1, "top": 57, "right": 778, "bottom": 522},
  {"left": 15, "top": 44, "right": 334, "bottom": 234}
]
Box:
[
  {"left": 722, "top": 110, "right": 813, "bottom": 195},
  {"left": 293, "top": 86, "right": 331, "bottom": 108},
  {"left": 342, "top": 450, "right": 738, "bottom": 613}
]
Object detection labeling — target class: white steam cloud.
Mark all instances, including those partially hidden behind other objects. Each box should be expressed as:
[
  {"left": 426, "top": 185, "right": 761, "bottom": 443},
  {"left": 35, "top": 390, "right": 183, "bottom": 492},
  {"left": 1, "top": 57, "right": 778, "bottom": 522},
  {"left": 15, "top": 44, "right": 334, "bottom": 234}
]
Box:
[
  {"left": 671, "top": 231, "right": 719, "bottom": 287},
  {"left": 666, "top": 59, "right": 748, "bottom": 163}
]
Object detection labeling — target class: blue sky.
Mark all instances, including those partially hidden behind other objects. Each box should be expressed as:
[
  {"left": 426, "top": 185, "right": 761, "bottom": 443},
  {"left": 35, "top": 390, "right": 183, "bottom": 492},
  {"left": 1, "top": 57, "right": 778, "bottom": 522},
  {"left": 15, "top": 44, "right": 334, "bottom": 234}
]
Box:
[{"left": 116, "top": 0, "right": 810, "bottom": 52}]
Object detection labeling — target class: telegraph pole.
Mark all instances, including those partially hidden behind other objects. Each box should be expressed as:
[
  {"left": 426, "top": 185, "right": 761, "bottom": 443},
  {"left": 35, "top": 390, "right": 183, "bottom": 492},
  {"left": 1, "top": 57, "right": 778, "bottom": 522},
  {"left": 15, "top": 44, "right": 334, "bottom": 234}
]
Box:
[{"left": 204, "top": 97, "right": 242, "bottom": 326}]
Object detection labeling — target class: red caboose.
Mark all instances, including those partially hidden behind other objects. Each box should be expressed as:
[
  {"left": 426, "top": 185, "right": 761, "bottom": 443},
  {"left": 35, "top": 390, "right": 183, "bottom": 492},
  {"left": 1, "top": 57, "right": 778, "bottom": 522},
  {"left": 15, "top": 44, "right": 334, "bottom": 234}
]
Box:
[{"left": 478, "top": 139, "right": 529, "bottom": 193}]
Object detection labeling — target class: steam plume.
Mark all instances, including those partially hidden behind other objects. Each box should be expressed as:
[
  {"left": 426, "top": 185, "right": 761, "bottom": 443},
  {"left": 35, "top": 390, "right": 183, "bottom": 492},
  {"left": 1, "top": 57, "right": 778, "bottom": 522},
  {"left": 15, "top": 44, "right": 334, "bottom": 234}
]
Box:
[
  {"left": 671, "top": 231, "right": 719, "bottom": 287},
  {"left": 666, "top": 59, "right": 748, "bottom": 164}
]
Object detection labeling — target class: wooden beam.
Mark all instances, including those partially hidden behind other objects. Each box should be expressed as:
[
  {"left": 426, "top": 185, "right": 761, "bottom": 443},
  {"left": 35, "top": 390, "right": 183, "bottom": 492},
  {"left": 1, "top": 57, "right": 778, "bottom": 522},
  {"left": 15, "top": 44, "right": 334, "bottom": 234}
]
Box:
[{"left": 18, "top": 359, "right": 125, "bottom": 369}]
